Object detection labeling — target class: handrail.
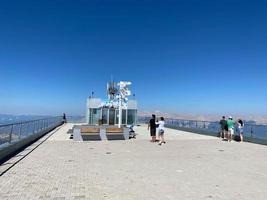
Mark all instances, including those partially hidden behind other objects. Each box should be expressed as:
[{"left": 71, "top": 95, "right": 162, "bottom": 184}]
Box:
[
  {"left": 0, "top": 116, "right": 62, "bottom": 127},
  {"left": 139, "top": 116, "right": 266, "bottom": 126},
  {"left": 138, "top": 116, "right": 267, "bottom": 143},
  {"left": 0, "top": 116, "right": 64, "bottom": 149}
]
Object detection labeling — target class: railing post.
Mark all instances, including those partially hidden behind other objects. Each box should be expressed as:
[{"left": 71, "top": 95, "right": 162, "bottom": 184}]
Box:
[
  {"left": 26, "top": 122, "right": 30, "bottom": 137},
  {"left": 41, "top": 120, "right": 44, "bottom": 130},
  {"left": 18, "top": 123, "right": 22, "bottom": 139},
  {"left": 33, "top": 121, "right": 36, "bottom": 134},
  {"left": 250, "top": 126, "right": 253, "bottom": 141},
  {"left": 9, "top": 124, "right": 14, "bottom": 143}
]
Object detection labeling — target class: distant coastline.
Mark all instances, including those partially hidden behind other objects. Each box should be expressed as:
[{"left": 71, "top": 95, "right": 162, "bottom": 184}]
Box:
[
  {"left": 0, "top": 114, "right": 85, "bottom": 125},
  {"left": 138, "top": 111, "right": 267, "bottom": 125},
  {"left": 1, "top": 112, "right": 267, "bottom": 125}
]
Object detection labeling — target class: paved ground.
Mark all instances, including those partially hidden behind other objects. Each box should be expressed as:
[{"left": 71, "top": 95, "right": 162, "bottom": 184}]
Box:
[{"left": 0, "top": 123, "right": 267, "bottom": 200}]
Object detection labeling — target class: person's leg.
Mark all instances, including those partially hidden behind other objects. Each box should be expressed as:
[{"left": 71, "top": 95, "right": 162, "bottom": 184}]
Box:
[
  {"left": 162, "top": 134, "right": 165, "bottom": 143},
  {"left": 229, "top": 129, "right": 233, "bottom": 142},
  {"left": 158, "top": 133, "right": 162, "bottom": 145},
  {"left": 156, "top": 129, "right": 159, "bottom": 142},
  {"left": 153, "top": 128, "right": 156, "bottom": 142},
  {"left": 228, "top": 130, "right": 231, "bottom": 141},
  {"left": 150, "top": 129, "right": 154, "bottom": 142},
  {"left": 224, "top": 130, "right": 227, "bottom": 140},
  {"left": 240, "top": 132, "right": 244, "bottom": 142}
]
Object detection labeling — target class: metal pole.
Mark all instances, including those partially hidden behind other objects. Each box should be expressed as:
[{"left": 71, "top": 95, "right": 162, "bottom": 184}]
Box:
[
  {"left": 26, "top": 122, "right": 30, "bottom": 137},
  {"left": 33, "top": 121, "right": 36, "bottom": 134},
  {"left": 118, "top": 98, "right": 122, "bottom": 128},
  {"left": 9, "top": 124, "right": 13, "bottom": 143},
  {"left": 18, "top": 123, "right": 23, "bottom": 139}
]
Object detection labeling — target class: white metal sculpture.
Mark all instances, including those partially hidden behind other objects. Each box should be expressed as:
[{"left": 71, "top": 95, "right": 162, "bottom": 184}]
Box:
[
  {"left": 117, "top": 81, "right": 132, "bottom": 128},
  {"left": 99, "top": 80, "right": 132, "bottom": 127}
]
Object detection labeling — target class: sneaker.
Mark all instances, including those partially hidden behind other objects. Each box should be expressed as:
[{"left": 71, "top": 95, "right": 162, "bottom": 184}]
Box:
[{"left": 158, "top": 142, "right": 162, "bottom": 145}]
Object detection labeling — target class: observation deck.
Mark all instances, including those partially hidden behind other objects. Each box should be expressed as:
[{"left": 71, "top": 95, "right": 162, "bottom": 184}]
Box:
[{"left": 0, "top": 123, "right": 267, "bottom": 200}]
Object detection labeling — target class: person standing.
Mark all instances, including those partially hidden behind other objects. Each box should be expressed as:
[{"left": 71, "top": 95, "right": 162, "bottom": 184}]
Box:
[
  {"left": 227, "top": 116, "right": 235, "bottom": 142},
  {"left": 63, "top": 113, "right": 67, "bottom": 124},
  {"left": 156, "top": 119, "right": 160, "bottom": 142},
  {"left": 237, "top": 119, "right": 244, "bottom": 142},
  {"left": 219, "top": 116, "right": 227, "bottom": 140},
  {"left": 148, "top": 114, "right": 156, "bottom": 142},
  {"left": 156, "top": 117, "right": 165, "bottom": 145}
]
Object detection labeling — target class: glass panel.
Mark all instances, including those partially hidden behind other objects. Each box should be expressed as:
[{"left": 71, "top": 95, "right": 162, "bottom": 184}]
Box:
[
  {"left": 122, "top": 110, "right": 126, "bottom": 124},
  {"left": 114, "top": 109, "right": 126, "bottom": 124},
  {"left": 89, "top": 108, "right": 100, "bottom": 125},
  {"left": 102, "top": 108, "right": 108, "bottom": 124},
  {"left": 109, "top": 109, "right": 115, "bottom": 125},
  {"left": 115, "top": 109, "right": 119, "bottom": 124},
  {"left": 127, "top": 109, "right": 136, "bottom": 125}
]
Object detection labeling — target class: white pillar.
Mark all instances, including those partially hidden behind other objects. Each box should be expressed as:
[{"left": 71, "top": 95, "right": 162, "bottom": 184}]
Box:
[{"left": 118, "top": 98, "right": 122, "bottom": 128}]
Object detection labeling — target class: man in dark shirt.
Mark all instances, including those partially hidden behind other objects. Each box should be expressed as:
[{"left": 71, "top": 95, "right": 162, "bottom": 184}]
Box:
[
  {"left": 148, "top": 114, "right": 156, "bottom": 142},
  {"left": 63, "top": 113, "right": 67, "bottom": 124},
  {"left": 219, "top": 116, "right": 227, "bottom": 140}
]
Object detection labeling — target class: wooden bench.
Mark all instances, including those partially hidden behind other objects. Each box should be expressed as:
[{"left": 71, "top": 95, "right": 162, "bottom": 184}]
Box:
[
  {"left": 106, "top": 128, "right": 125, "bottom": 140},
  {"left": 80, "top": 127, "right": 101, "bottom": 140},
  {"left": 81, "top": 128, "right": 100, "bottom": 134},
  {"left": 106, "top": 128, "right": 123, "bottom": 134}
]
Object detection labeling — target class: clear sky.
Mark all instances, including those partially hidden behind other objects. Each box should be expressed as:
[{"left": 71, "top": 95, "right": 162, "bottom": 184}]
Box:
[{"left": 0, "top": 0, "right": 267, "bottom": 116}]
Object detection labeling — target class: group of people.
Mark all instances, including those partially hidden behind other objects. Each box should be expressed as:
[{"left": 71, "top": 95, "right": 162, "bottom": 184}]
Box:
[
  {"left": 147, "top": 114, "right": 166, "bottom": 145},
  {"left": 219, "top": 116, "right": 244, "bottom": 142},
  {"left": 146, "top": 114, "right": 245, "bottom": 144}
]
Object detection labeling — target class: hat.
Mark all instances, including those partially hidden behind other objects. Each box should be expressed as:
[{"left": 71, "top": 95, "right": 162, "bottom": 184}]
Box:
[{"left": 229, "top": 116, "right": 232, "bottom": 119}]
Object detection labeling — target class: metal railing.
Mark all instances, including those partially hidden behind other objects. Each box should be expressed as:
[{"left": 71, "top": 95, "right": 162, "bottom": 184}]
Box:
[
  {"left": 138, "top": 117, "right": 267, "bottom": 142},
  {"left": 0, "top": 116, "right": 64, "bottom": 149}
]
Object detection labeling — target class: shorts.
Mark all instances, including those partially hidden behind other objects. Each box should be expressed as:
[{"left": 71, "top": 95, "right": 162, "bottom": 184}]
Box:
[
  {"left": 150, "top": 128, "right": 156, "bottom": 137},
  {"left": 228, "top": 128, "right": 234, "bottom": 135},
  {"left": 238, "top": 128, "right": 244, "bottom": 134},
  {"left": 159, "top": 129, "right": 164, "bottom": 135}
]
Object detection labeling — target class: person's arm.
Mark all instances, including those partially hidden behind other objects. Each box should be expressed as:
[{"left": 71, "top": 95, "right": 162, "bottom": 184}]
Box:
[{"left": 148, "top": 121, "right": 150, "bottom": 130}]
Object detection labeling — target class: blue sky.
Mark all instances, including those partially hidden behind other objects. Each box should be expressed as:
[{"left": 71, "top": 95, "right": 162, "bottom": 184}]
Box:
[{"left": 0, "top": 0, "right": 267, "bottom": 116}]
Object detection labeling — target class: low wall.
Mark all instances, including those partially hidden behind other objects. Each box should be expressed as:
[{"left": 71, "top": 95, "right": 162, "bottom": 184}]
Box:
[
  {"left": 166, "top": 125, "right": 267, "bottom": 146},
  {"left": 0, "top": 122, "right": 63, "bottom": 164}
]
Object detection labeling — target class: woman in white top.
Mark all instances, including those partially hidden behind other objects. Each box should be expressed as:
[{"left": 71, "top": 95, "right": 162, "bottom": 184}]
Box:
[
  {"left": 237, "top": 119, "right": 244, "bottom": 142},
  {"left": 156, "top": 117, "right": 165, "bottom": 145}
]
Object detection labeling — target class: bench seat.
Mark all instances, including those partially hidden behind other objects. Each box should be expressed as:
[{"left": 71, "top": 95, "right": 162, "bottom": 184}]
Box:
[
  {"left": 106, "top": 128, "right": 125, "bottom": 140},
  {"left": 80, "top": 127, "right": 101, "bottom": 140}
]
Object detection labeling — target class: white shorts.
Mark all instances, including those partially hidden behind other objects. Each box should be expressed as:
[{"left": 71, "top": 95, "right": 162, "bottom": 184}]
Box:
[{"left": 228, "top": 128, "right": 234, "bottom": 135}]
